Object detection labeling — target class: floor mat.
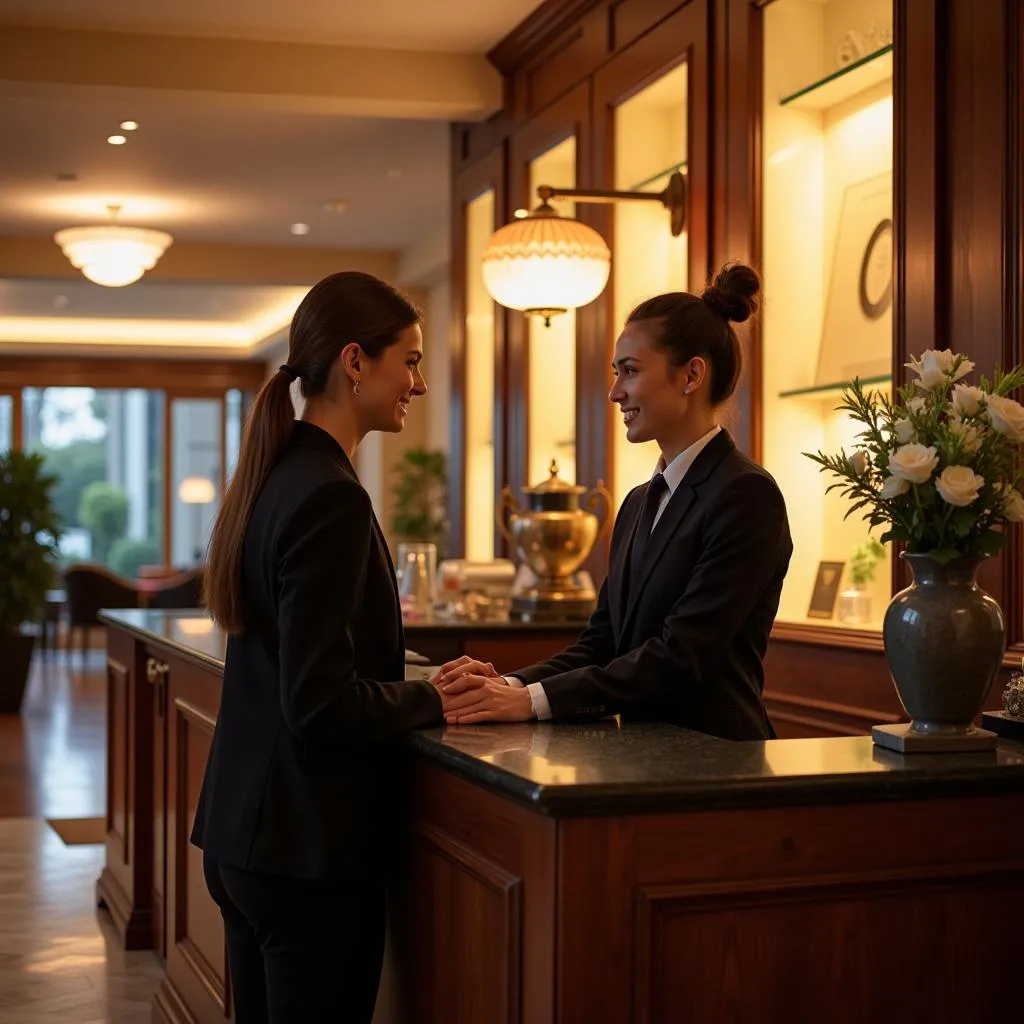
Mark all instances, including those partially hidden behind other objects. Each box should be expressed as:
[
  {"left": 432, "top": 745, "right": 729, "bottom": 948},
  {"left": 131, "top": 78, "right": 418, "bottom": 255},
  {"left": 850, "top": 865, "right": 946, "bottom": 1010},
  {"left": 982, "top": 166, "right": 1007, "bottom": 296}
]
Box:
[{"left": 46, "top": 816, "right": 106, "bottom": 845}]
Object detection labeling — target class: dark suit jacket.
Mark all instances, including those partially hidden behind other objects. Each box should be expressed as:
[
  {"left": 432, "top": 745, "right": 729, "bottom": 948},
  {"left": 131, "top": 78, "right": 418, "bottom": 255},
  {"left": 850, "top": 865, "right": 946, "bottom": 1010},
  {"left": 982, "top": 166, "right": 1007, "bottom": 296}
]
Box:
[
  {"left": 191, "top": 421, "right": 442, "bottom": 880},
  {"left": 514, "top": 429, "right": 792, "bottom": 740}
]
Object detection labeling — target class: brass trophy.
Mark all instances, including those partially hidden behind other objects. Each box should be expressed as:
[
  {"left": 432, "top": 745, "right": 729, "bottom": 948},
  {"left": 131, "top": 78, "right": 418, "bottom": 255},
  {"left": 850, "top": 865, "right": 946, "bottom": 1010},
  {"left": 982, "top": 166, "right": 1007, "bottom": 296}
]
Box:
[{"left": 498, "top": 461, "right": 612, "bottom": 621}]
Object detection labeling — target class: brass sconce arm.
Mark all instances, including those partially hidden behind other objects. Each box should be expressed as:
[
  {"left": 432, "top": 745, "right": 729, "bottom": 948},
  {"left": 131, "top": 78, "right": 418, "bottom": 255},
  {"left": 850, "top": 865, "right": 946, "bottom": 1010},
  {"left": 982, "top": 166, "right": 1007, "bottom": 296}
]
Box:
[{"left": 534, "top": 170, "right": 686, "bottom": 236}]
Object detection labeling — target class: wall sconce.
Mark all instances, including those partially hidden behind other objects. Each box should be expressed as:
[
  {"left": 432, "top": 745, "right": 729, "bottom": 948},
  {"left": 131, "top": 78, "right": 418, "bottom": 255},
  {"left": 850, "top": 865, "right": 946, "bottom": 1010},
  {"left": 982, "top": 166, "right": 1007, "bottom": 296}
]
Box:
[{"left": 481, "top": 171, "right": 686, "bottom": 326}]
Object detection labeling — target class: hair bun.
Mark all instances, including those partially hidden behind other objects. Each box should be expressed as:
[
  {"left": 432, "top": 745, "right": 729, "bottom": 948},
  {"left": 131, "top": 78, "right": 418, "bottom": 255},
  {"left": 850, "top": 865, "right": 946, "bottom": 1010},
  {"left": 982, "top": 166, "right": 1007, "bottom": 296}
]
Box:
[{"left": 702, "top": 263, "right": 760, "bottom": 324}]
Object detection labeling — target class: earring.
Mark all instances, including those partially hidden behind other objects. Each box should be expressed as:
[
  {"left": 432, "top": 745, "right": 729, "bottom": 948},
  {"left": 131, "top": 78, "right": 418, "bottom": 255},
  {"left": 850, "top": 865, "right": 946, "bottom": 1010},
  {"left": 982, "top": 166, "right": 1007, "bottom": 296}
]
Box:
[{"left": 353, "top": 380, "right": 361, "bottom": 398}]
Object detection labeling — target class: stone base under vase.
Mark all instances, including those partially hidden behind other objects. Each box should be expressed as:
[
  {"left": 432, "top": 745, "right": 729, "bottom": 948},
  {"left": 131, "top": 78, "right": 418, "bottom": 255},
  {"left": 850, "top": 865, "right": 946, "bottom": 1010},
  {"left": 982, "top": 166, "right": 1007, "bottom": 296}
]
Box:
[{"left": 872, "top": 722, "right": 997, "bottom": 753}]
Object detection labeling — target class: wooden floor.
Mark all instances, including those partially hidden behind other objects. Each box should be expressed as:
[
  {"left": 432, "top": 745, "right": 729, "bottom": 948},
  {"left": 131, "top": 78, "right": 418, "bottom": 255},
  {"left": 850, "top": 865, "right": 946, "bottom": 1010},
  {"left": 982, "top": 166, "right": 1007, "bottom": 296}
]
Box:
[{"left": 0, "top": 650, "right": 163, "bottom": 1022}]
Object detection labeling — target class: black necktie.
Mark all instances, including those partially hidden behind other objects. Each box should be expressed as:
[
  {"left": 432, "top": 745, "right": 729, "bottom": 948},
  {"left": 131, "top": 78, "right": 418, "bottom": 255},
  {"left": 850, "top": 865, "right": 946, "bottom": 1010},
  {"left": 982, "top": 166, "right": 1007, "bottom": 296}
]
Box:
[{"left": 630, "top": 473, "right": 668, "bottom": 577}]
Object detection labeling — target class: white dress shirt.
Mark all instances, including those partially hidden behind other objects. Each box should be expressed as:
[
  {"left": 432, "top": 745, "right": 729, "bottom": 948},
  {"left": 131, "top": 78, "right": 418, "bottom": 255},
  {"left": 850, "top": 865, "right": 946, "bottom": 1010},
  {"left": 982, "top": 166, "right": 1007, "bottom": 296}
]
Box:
[{"left": 509, "top": 425, "right": 723, "bottom": 720}]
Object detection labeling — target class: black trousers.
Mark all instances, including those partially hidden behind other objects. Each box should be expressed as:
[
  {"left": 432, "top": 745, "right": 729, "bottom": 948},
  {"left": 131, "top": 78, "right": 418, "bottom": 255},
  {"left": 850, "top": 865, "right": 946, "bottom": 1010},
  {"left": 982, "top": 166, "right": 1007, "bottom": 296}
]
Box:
[{"left": 203, "top": 854, "right": 386, "bottom": 1024}]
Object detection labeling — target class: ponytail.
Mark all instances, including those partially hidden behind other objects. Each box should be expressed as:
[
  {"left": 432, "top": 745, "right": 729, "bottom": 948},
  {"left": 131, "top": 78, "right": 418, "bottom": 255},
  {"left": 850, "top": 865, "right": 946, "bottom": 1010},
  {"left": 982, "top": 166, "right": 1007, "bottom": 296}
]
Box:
[{"left": 203, "top": 369, "right": 295, "bottom": 634}]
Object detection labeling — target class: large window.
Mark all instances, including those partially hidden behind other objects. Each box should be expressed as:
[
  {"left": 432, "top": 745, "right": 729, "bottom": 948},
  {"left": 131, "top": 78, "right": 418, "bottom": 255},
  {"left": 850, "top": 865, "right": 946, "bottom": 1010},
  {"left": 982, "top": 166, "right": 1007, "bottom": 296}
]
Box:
[
  {"left": 22, "top": 387, "right": 165, "bottom": 577},
  {"left": 0, "top": 393, "right": 11, "bottom": 452}
]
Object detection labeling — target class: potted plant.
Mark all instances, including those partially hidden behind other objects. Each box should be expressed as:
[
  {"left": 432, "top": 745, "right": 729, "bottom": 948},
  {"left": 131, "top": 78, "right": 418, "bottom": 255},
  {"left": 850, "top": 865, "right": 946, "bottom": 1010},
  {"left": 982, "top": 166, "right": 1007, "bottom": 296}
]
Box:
[
  {"left": 0, "top": 449, "right": 62, "bottom": 712},
  {"left": 837, "top": 537, "right": 885, "bottom": 625},
  {"left": 390, "top": 449, "right": 448, "bottom": 614},
  {"left": 806, "top": 349, "right": 1024, "bottom": 751}
]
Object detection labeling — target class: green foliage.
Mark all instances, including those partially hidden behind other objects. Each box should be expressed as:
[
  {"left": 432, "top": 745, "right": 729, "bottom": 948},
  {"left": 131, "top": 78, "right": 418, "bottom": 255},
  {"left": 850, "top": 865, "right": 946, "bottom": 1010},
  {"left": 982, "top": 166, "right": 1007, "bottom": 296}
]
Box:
[
  {"left": 0, "top": 449, "right": 62, "bottom": 634},
  {"left": 40, "top": 440, "right": 106, "bottom": 530},
  {"left": 109, "top": 536, "right": 161, "bottom": 579},
  {"left": 390, "top": 448, "right": 449, "bottom": 559},
  {"left": 849, "top": 537, "right": 885, "bottom": 586},
  {"left": 805, "top": 351, "right": 1024, "bottom": 563},
  {"left": 78, "top": 481, "right": 129, "bottom": 564}
]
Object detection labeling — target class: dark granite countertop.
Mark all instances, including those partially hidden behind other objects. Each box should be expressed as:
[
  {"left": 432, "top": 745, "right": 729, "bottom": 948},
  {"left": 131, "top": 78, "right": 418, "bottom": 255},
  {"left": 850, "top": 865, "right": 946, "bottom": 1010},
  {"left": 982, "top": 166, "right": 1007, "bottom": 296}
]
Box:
[{"left": 102, "top": 609, "right": 1024, "bottom": 817}]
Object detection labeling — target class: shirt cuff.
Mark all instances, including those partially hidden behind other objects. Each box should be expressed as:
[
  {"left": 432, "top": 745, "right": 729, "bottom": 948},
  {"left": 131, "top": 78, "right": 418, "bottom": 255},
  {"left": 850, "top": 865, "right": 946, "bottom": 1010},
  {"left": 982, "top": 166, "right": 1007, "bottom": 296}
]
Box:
[{"left": 502, "top": 676, "right": 552, "bottom": 720}]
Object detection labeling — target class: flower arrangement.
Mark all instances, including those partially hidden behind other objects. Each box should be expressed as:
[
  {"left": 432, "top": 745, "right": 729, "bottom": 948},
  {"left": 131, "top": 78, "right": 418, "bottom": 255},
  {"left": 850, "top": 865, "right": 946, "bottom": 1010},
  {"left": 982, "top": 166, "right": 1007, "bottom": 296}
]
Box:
[{"left": 806, "top": 349, "right": 1024, "bottom": 564}]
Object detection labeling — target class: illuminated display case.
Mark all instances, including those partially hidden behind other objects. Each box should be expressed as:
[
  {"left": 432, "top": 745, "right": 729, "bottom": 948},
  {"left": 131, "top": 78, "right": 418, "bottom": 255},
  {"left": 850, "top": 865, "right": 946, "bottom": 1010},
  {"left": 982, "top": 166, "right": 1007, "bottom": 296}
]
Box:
[{"left": 761, "top": 0, "right": 894, "bottom": 632}]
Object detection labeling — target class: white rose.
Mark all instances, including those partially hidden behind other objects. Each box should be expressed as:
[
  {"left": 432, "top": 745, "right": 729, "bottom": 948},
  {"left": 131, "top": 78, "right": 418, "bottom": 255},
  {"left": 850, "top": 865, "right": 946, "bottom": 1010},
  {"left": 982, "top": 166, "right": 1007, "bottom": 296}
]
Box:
[
  {"left": 905, "top": 349, "right": 975, "bottom": 389},
  {"left": 888, "top": 443, "right": 939, "bottom": 484},
  {"left": 935, "top": 465, "right": 985, "bottom": 507},
  {"left": 907, "top": 396, "right": 927, "bottom": 415},
  {"left": 949, "top": 418, "right": 984, "bottom": 454},
  {"left": 952, "top": 383, "right": 985, "bottom": 418},
  {"left": 847, "top": 450, "right": 869, "bottom": 476},
  {"left": 894, "top": 417, "right": 916, "bottom": 444},
  {"left": 985, "top": 394, "right": 1024, "bottom": 441},
  {"left": 996, "top": 484, "right": 1024, "bottom": 522},
  {"left": 879, "top": 475, "right": 910, "bottom": 499}
]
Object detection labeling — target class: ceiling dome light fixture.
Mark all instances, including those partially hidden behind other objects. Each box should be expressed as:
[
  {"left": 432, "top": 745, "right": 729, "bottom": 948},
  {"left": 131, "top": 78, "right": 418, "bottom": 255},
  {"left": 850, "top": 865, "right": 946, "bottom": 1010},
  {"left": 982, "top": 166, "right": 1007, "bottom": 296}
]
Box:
[
  {"left": 481, "top": 171, "right": 687, "bottom": 326},
  {"left": 54, "top": 204, "right": 173, "bottom": 288}
]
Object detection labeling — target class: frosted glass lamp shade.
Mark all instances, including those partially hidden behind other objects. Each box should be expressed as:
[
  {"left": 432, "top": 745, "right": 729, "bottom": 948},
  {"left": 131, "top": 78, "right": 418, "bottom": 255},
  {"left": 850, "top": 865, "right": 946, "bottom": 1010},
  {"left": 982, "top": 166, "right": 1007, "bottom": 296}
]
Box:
[
  {"left": 481, "top": 212, "right": 611, "bottom": 323},
  {"left": 54, "top": 225, "right": 174, "bottom": 287}
]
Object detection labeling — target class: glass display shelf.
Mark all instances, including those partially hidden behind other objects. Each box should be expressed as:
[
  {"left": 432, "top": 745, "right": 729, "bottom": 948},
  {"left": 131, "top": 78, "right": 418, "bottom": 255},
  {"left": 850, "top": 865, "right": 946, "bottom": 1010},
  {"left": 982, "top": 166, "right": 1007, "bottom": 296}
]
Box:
[
  {"left": 779, "top": 374, "right": 891, "bottom": 403},
  {"left": 780, "top": 45, "right": 893, "bottom": 112},
  {"left": 630, "top": 160, "right": 687, "bottom": 192}
]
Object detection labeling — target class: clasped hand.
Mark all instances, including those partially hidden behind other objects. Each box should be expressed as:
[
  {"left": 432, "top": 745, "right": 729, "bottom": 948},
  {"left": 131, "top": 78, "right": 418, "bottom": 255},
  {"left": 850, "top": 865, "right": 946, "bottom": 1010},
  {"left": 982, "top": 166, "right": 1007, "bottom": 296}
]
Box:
[{"left": 429, "top": 656, "right": 535, "bottom": 725}]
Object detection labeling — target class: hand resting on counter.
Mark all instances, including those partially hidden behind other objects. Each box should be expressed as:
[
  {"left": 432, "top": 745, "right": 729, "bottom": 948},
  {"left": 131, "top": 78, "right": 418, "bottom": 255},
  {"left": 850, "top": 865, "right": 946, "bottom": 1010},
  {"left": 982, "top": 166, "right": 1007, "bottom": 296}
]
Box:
[{"left": 431, "top": 656, "right": 535, "bottom": 725}]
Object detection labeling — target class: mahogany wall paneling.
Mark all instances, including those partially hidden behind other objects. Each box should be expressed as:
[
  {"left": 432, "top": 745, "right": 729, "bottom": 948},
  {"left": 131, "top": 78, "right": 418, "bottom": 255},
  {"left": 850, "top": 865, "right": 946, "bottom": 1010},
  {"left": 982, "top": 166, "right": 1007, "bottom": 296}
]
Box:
[
  {"left": 506, "top": 81, "right": 593, "bottom": 500},
  {"left": 97, "top": 631, "right": 155, "bottom": 950},
  {"left": 509, "top": 4, "right": 609, "bottom": 121},
  {"left": 710, "top": 0, "right": 763, "bottom": 458},
  {"left": 450, "top": 145, "right": 508, "bottom": 560},
  {"left": 590, "top": 0, "right": 711, "bottom": 516},
  {"left": 155, "top": 654, "right": 230, "bottom": 1024},
  {"left": 556, "top": 797, "right": 1024, "bottom": 1022}
]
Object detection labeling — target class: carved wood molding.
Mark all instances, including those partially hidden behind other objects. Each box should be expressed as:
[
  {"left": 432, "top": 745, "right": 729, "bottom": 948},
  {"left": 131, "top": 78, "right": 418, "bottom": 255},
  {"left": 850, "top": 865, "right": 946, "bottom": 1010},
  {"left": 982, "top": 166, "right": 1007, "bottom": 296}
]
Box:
[
  {"left": 107, "top": 657, "right": 129, "bottom": 859},
  {"left": 488, "top": 0, "right": 606, "bottom": 74},
  {"left": 770, "top": 622, "right": 886, "bottom": 652}
]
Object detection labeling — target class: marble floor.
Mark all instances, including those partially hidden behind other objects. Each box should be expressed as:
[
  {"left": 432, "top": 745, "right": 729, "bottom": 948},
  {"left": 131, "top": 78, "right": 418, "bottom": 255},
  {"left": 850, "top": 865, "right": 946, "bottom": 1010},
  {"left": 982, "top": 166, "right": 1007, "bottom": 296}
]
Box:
[{"left": 0, "top": 649, "right": 163, "bottom": 1023}]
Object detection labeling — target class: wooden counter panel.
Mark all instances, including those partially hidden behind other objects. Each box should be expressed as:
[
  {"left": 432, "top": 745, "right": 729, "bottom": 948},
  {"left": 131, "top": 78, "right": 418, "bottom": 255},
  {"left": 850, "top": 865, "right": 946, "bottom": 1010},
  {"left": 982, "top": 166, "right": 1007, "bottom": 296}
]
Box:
[
  {"left": 555, "top": 796, "right": 1024, "bottom": 1022},
  {"left": 97, "top": 626, "right": 154, "bottom": 950},
  {"left": 156, "top": 654, "right": 230, "bottom": 1024}
]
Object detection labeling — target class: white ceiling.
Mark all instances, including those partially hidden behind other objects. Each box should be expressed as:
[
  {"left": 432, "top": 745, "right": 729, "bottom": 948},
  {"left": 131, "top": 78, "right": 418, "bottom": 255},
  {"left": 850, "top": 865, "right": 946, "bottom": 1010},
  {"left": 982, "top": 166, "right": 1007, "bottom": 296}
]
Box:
[
  {"left": 0, "top": 0, "right": 543, "bottom": 52},
  {"left": 0, "top": 279, "right": 304, "bottom": 321},
  {"left": 0, "top": 0, "right": 543, "bottom": 351},
  {"left": 0, "top": 92, "right": 451, "bottom": 248}
]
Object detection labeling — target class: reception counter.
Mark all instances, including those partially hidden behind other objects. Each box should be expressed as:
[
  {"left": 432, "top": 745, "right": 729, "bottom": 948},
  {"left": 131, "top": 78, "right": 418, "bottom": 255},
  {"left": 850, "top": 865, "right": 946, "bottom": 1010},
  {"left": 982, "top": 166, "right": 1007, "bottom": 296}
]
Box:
[{"left": 100, "top": 610, "right": 1024, "bottom": 1023}]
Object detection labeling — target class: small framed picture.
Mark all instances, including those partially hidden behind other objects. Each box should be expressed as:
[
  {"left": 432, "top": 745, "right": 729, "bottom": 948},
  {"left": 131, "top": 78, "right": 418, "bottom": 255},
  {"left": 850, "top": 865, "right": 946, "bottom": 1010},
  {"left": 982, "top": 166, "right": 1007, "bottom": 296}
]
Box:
[{"left": 808, "top": 561, "right": 845, "bottom": 619}]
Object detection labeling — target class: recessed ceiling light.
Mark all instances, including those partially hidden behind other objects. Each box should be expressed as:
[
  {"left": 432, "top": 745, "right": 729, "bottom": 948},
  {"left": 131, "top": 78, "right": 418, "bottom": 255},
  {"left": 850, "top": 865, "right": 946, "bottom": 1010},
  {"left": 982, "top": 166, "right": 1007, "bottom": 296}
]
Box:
[
  {"left": 322, "top": 199, "right": 349, "bottom": 214},
  {"left": 290, "top": 223, "right": 310, "bottom": 236},
  {"left": 107, "top": 135, "right": 127, "bottom": 146},
  {"left": 385, "top": 168, "right": 403, "bottom": 180},
  {"left": 120, "top": 121, "right": 139, "bottom": 131}
]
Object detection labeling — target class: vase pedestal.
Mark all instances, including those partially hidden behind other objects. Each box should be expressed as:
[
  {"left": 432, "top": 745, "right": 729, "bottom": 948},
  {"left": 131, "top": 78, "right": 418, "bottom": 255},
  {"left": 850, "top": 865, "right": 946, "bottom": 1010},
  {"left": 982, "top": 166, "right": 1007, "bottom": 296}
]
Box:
[{"left": 872, "top": 722, "right": 997, "bottom": 753}]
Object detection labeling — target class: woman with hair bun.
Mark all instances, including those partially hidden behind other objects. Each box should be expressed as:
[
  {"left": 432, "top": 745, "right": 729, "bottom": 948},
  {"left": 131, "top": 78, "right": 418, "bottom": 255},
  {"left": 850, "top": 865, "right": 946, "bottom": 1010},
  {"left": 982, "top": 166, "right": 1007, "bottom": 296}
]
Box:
[{"left": 434, "top": 263, "right": 793, "bottom": 741}]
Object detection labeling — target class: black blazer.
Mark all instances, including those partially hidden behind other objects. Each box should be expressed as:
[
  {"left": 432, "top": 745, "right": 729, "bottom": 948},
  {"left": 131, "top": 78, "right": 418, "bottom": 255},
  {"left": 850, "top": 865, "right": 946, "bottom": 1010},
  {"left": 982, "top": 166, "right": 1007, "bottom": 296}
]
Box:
[
  {"left": 191, "top": 421, "right": 442, "bottom": 880},
  {"left": 514, "top": 429, "right": 792, "bottom": 740}
]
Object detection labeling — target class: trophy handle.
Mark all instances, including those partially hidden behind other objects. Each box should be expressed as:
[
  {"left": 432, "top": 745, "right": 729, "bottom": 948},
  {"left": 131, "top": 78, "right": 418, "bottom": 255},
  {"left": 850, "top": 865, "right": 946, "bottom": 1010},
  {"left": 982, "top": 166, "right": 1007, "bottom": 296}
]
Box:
[
  {"left": 584, "top": 480, "right": 613, "bottom": 545},
  {"left": 497, "top": 486, "right": 519, "bottom": 548}
]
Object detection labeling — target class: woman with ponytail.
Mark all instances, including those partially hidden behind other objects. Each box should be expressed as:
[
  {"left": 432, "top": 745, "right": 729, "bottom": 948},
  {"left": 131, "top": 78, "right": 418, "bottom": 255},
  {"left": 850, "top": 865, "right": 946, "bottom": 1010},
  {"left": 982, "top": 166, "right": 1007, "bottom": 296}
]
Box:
[
  {"left": 434, "top": 263, "right": 794, "bottom": 741},
  {"left": 192, "top": 271, "right": 442, "bottom": 1022}
]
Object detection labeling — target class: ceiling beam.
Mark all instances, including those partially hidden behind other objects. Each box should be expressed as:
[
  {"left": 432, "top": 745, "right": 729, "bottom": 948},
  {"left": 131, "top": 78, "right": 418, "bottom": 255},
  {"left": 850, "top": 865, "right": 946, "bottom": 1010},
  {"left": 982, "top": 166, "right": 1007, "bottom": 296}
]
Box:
[{"left": 0, "top": 24, "right": 503, "bottom": 120}]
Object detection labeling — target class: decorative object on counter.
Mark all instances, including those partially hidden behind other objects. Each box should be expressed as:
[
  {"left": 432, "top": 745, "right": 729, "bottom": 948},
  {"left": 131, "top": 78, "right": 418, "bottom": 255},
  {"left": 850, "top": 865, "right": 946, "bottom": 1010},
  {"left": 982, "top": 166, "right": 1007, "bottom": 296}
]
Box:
[
  {"left": 0, "top": 449, "right": 62, "bottom": 712},
  {"left": 390, "top": 447, "right": 448, "bottom": 560},
  {"left": 481, "top": 173, "right": 686, "bottom": 325},
  {"left": 808, "top": 349, "right": 1024, "bottom": 752},
  {"left": 397, "top": 542, "right": 437, "bottom": 620},
  {"left": 436, "top": 558, "right": 516, "bottom": 622},
  {"left": 837, "top": 537, "right": 885, "bottom": 625},
  {"left": 807, "top": 560, "right": 844, "bottom": 620},
  {"left": 981, "top": 660, "right": 1024, "bottom": 741},
  {"left": 498, "top": 461, "right": 611, "bottom": 621}
]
